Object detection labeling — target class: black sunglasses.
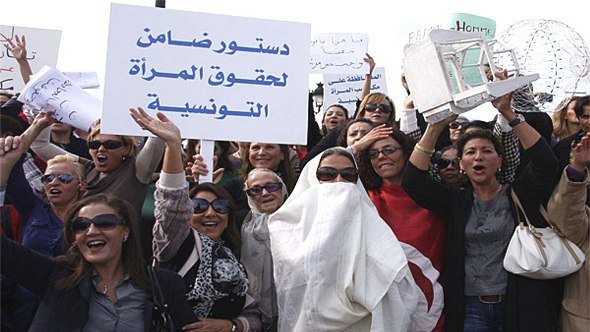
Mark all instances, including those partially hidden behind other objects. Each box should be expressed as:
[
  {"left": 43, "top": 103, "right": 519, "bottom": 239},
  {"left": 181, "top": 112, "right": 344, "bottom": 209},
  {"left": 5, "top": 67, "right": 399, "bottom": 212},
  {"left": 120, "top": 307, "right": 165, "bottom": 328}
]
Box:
[
  {"left": 364, "top": 103, "right": 392, "bottom": 114},
  {"left": 245, "top": 182, "right": 283, "bottom": 197},
  {"left": 70, "top": 214, "right": 126, "bottom": 234},
  {"left": 368, "top": 146, "right": 400, "bottom": 160},
  {"left": 434, "top": 158, "right": 459, "bottom": 169},
  {"left": 192, "top": 198, "right": 230, "bottom": 214},
  {"left": 41, "top": 173, "right": 75, "bottom": 184},
  {"left": 88, "top": 140, "right": 125, "bottom": 150},
  {"left": 449, "top": 121, "right": 467, "bottom": 129},
  {"left": 316, "top": 166, "right": 358, "bottom": 183}
]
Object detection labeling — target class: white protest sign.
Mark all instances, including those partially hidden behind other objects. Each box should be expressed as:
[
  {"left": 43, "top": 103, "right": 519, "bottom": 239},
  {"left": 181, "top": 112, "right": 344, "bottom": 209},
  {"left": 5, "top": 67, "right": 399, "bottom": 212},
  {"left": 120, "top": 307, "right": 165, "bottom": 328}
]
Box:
[
  {"left": 310, "top": 33, "right": 369, "bottom": 74},
  {"left": 17, "top": 66, "right": 101, "bottom": 131},
  {"left": 0, "top": 25, "right": 61, "bottom": 92},
  {"left": 322, "top": 67, "right": 388, "bottom": 114},
  {"left": 102, "top": 3, "right": 311, "bottom": 145},
  {"left": 63, "top": 72, "right": 100, "bottom": 89}
]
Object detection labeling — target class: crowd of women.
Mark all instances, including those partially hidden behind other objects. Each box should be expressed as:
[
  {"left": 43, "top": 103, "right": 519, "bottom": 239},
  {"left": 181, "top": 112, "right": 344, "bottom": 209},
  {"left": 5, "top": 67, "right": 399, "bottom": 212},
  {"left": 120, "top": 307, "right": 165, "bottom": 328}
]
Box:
[{"left": 0, "top": 34, "right": 588, "bottom": 332}]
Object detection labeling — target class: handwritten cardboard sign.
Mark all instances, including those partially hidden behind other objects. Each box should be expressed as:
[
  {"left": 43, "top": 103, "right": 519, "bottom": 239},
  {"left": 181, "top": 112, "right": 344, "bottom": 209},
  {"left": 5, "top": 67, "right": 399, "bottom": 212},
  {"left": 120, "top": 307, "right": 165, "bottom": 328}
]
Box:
[
  {"left": 310, "top": 33, "right": 369, "bottom": 74},
  {"left": 63, "top": 72, "right": 100, "bottom": 89},
  {"left": 102, "top": 3, "right": 311, "bottom": 145},
  {"left": 0, "top": 25, "right": 61, "bottom": 92},
  {"left": 18, "top": 66, "right": 101, "bottom": 131},
  {"left": 322, "top": 67, "right": 388, "bottom": 115}
]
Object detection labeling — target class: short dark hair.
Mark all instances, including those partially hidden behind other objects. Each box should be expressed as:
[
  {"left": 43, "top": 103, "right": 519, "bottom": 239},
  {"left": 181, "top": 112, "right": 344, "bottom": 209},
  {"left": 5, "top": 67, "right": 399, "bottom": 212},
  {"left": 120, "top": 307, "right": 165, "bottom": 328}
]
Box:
[
  {"left": 460, "top": 120, "right": 493, "bottom": 135},
  {"left": 456, "top": 129, "right": 505, "bottom": 160},
  {"left": 574, "top": 95, "right": 590, "bottom": 118},
  {"left": 189, "top": 183, "right": 241, "bottom": 259}
]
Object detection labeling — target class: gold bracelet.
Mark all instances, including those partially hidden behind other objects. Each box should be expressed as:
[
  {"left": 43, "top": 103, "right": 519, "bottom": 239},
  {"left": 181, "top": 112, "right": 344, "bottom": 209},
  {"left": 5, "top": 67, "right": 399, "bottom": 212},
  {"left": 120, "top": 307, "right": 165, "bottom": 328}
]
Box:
[{"left": 414, "top": 143, "right": 434, "bottom": 158}]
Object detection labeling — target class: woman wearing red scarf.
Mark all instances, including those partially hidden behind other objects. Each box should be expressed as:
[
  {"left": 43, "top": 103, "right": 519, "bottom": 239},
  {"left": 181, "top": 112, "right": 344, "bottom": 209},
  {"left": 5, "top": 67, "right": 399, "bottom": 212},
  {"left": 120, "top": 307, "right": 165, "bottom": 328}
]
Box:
[{"left": 358, "top": 129, "right": 446, "bottom": 331}]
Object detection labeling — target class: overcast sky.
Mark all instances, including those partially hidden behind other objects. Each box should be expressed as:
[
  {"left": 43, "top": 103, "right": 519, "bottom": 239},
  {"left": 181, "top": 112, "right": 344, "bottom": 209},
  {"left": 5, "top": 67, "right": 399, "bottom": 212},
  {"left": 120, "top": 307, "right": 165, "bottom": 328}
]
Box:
[{"left": 4, "top": 0, "right": 589, "bottom": 120}]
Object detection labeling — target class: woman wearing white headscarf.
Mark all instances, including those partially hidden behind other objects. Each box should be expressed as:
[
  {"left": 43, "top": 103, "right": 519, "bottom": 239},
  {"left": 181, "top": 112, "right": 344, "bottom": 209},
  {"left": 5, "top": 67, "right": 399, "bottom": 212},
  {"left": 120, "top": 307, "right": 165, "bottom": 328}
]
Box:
[
  {"left": 268, "top": 147, "right": 418, "bottom": 332},
  {"left": 241, "top": 168, "right": 288, "bottom": 331}
]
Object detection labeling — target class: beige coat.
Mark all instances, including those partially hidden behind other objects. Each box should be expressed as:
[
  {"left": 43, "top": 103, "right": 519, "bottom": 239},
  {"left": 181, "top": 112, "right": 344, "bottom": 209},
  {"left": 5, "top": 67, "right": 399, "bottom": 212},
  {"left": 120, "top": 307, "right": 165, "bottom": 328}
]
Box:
[{"left": 547, "top": 169, "right": 590, "bottom": 332}]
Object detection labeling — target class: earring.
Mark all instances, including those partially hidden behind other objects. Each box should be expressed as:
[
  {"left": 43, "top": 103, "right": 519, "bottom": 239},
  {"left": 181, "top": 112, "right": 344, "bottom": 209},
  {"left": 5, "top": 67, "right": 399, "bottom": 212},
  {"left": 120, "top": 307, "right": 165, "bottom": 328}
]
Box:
[
  {"left": 460, "top": 169, "right": 466, "bottom": 174},
  {"left": 123, "top": 235, "right": 128, "bottom": 243},
  {"left": 497, "top": 167, "right": 502, "bottom": 174}
]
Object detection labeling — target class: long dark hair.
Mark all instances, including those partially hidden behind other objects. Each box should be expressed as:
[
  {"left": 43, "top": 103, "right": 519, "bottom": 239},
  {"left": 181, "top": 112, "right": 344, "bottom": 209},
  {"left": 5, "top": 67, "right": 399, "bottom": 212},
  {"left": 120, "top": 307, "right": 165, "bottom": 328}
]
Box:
[
  {"left": 55, "top": 194, "right": 149, "bottom": 291},
  {"left": 321, "top": 104, "right": 349, "bottom": 135},
  {"left": 358, "top": 129, "right": 415, "bottom": 190},
  {"left": 215, "top": 141, "right": 236, "bottom": 174},
  {"left": 189, "top": 183, "right": 242, "bottom": 259}
]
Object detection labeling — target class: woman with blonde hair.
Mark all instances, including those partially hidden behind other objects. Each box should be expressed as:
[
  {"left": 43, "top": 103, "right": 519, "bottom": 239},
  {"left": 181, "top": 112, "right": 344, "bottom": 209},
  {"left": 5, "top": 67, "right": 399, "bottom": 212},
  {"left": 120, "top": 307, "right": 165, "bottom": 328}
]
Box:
[
  {"left": 27, "top": 112, "right": 165, "bottom": 213},
  {"left": 0, "top": 133, "right": 88, "bottom": 331}
]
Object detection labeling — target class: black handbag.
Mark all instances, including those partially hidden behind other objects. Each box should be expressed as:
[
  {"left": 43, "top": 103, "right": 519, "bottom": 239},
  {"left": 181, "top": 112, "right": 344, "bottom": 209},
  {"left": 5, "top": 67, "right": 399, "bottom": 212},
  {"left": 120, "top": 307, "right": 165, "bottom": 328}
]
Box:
[{"left": 148, "top": 266, "right": 175, "bottom": 332}]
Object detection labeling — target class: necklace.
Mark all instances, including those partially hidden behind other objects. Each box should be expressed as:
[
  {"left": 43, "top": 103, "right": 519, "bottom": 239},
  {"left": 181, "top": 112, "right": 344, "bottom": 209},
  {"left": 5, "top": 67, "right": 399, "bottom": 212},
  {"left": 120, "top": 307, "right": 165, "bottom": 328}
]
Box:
[{"left": 102, "top": 283, "right": 108, "bottom": 295}]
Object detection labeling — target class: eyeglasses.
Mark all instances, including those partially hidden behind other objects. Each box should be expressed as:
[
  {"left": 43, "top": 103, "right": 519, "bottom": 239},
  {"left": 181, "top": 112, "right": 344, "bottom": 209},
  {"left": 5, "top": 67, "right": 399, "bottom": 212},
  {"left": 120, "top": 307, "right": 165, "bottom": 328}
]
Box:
[
  {"left": 245, "top": 182, "right": 283, "bottom": 197},
  {"left": 368, "top": 146, "right": 400, "bottom": 160},
  {"left": 41, "top": 173, "right": 75, "bottom": 184},
  {"left": 192, "top": 198, "right": 230, "bottom": 214},
  {"left": 434, "top": 158, "right": 459, "bottom": 169},
  {"left": 70, "top": 214, "right": 126, "bottom": 234},
  {"left": 364, "top": 103, "right": 392, "bottom": 114},
  {"left": 449, "top": 121, "right": 467, "bottom": 129},
  {"left": 316, "top": 166, "right": 359, "bottom": 183},
  {"left": 88, "top": 140, "right": 125, "bottom": 150}
]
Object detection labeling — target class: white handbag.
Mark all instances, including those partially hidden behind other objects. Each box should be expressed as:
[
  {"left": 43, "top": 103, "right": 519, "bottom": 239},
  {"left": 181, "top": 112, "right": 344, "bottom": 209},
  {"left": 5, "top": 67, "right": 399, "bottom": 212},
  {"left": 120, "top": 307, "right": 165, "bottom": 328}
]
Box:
[{"left": 503, "top": 189, "right": 585, "bottom": 279}]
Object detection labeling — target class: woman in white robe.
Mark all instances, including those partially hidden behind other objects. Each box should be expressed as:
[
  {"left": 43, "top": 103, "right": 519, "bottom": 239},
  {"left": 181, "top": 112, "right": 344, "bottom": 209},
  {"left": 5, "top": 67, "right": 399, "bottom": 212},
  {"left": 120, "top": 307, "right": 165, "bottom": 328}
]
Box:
[{"left": 268, "top": 147, "right": 418, "bottom": 332}]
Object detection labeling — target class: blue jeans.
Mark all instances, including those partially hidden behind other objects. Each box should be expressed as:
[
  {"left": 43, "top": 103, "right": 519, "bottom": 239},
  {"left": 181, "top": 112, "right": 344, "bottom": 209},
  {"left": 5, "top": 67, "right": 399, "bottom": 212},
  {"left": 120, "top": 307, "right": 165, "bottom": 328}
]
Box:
[{"left": 463, "top": 296, "right": 506, "bottom": 332}]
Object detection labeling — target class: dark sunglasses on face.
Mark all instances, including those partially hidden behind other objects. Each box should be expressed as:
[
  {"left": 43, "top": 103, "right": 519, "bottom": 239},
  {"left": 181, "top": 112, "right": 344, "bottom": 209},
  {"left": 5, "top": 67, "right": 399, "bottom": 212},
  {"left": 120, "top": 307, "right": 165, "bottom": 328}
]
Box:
[
  {"left": 364, "top": 103, "right": 392, "bottom": 114},
  {"left": 434, "top": 158, "right": 459, "bottom": 169},
  {"left": 316, "top": 166, "right": 359, "bottom": 183},
  {"left": 368, "top": 146, "right": 400, "bottom": 160},
  {"left": 41, "top": 173, "right": 75, "bottom": 184},
  {"left": 192, "top": 198, "right": 230, "bottom": 214},
  {"left": 70, "top": 214, "right": 126, "bottom": 234},
  {"left": 245, "top": 182, "right": 283, "bottom": 197},
  {"left": 88, "top": 140, "right": 125, "bottom": 150},
  {"left": 449, "top": 121, "right": 466, "bottom": 129}
]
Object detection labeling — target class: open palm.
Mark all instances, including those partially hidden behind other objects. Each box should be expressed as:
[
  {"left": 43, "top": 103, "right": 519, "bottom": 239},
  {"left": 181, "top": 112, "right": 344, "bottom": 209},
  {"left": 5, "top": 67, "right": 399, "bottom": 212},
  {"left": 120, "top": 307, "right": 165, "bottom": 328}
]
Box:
[
  {"left": 1, "top": 34, "right": 27, "bottom": 61},
  {"left": 129, "top": 107, "right": 180, "bottom": 144}
]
